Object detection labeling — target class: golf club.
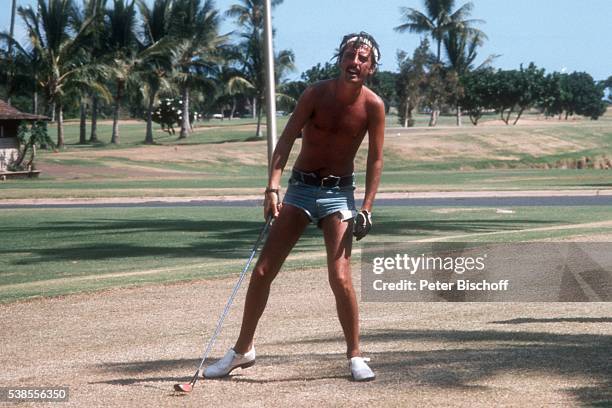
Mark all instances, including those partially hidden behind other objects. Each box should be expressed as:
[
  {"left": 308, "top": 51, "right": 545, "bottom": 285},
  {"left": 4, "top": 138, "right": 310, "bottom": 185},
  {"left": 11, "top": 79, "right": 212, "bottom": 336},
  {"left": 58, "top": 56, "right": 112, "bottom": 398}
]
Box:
[{"left": 174, "top": 217, "right": 273, "bottom": 393}]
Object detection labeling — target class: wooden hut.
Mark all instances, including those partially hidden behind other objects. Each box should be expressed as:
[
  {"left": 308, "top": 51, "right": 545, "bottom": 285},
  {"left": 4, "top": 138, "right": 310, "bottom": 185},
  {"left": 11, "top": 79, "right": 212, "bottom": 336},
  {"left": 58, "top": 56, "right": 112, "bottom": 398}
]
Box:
[{"left": 0, "top": 100, "right": 48, "bottom": 173}]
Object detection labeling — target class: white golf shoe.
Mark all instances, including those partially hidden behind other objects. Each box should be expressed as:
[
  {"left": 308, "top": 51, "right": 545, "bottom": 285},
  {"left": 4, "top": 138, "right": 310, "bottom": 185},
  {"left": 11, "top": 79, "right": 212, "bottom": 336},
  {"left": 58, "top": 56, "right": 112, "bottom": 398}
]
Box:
[
  {"left": 204, "top": 347, "right": 256, "bottom": 378},
  {"left": 349, "top": 356, "right": 376, "bottom": 381}
]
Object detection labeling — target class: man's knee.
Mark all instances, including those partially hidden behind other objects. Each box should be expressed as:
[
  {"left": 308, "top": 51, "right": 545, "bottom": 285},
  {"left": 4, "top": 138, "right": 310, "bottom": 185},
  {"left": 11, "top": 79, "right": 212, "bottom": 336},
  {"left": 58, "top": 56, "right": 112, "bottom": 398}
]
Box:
[
  {"left": 329, "top": 270, "right": 354, "bottom": 295},
  {"left": 251, "top": 263, "right": 277, "bottom": 286}
]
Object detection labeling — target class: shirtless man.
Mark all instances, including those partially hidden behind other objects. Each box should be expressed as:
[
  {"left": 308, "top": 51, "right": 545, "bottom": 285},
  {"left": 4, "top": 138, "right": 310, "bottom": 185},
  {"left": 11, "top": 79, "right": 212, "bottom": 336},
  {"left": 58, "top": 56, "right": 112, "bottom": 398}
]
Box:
[{"left": 205, "top": 32, "right": 385, "bottom": 381}]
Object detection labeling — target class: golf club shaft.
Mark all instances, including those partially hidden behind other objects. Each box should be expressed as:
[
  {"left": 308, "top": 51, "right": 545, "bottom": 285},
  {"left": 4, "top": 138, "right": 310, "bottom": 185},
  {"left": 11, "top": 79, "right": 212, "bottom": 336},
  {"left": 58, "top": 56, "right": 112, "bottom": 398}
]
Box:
[{"left": 187, "top": 218, "right": 272, "bottom": 386}]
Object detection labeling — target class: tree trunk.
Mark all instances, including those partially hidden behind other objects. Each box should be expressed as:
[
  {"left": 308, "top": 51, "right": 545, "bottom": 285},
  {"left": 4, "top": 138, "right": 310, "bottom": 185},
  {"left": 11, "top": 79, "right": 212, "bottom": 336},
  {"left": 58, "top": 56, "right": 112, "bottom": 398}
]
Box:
[
  {"left": 179, "top": 86, "right": 191, "bottom": 139},
  {"left": 111, "top": 81, "right": 124, "bottom": 144},
  {"left": 27, "top": 144, "right": 36, "bottom": 170},
  {"left": 145, "top": 93, "right": 155, "bottom": 144},
  {"left": 50, "top": 102, "right": 56, "bottom": 122},
  {"left": 111, "top": 97, "right": 120, "bottom": 144},
  {"left": 79, "top": 99, "right": 87, "bottom": 144},
  {"left": 252, "top": 97, "right": 257, "bottom": 119},
  {"left": 6, "top": 0, "right": 16, "bottom": 106},
  {"left": 32, "top": 90, "right": 38, "bottom": 115},
  {"left": 500, "top": 110, "right": 510, "bottom": 125},
  {"left": 90, "top": 95, "right": 98, "bottom": 142},
  {"left": 14, "top": 143, "right": 28, "bottom": 167},
  {"left": 513, "top": 107, "right": 525, "bottom": 125},
  {"left": 255, "top": 98, "right": 263, "bottom": 138},
  {"left": 9, "top": 1, "right": 16, "bottom": 49},
  {"left": 229, "top": 97, "right": 236, "bottom": 120},
  {"left": 428, "top": 109, "right": 439, "bottom": 127},
  {"left": 56, "top": 104, "right": 64, "bottom": 148},
  {"left": 456, "top": 103, "right": 462, "bottom": 126},
  {"left": 505, "top": 109, "right": 513, "bottom": 125}
]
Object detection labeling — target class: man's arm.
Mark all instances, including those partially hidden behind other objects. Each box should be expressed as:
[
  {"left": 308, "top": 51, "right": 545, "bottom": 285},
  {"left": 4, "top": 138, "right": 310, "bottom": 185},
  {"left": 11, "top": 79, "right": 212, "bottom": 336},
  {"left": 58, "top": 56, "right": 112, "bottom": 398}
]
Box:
[
  {"left": 361, "top": 95, "right": 385, "bottom": 213},
  {"left": 264, "top": 85, "right": 316, "bottom": 218}
]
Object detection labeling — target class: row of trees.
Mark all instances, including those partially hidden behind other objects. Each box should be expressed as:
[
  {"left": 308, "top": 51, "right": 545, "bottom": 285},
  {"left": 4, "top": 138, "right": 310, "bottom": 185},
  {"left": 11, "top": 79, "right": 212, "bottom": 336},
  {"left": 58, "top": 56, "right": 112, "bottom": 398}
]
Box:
[
  {"left": 0, "top": 0, "right": 296, "bottom": 147},
  {"left": 394, "top": 42, "right": 608, "bottom": 127},
  {"left": 1, "top": 0, "right": 610, "bottom": 148},
  {"left": 461, "top": 67, "right": 607, "bottom": 125},
  {"left": 391, "top": 0, "right": 609, "bottom": 127}
]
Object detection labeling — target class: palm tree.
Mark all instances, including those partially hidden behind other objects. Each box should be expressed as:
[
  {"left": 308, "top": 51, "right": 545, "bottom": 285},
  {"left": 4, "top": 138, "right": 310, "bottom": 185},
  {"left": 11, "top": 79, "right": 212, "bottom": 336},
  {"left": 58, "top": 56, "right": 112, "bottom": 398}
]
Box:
[
  {"left": 227, "top": 0, "right": 295, "bottom": 137},
  {"left": 78, "top": 0, "right": 108, "bottom": 143},
  {"left": 7, "top": 0, "right": 17, "bottom": 105},
  {"left": 71, "top": 0, "right": 110, "bottom": 144},
  {"left": 18, "top": 0, "right": 96, "bottom": 148},
  {"left": 443, "top": 29, "right": 496, "bottom": 125},
  {"left": 395, "top": 0, "right": 485, "bottom": 126},
  {"left": 395, "top": 0, "right": 484, "bottom": 63},
  {"left": 9, "top": 0, "right": 17, "bottom": 49},
  {"left": 138, "top": 0, "right": 172, "bottom": 44},
  {"left": 105, "top": 0, "right": 140, "bottom": 144},
  {"left": 445, "top": 29, "right": 477, "bottom": 126},
  {"left": 214, "top": 47, "right": 247, "bottom": 120},
  {"left": 0, "top": 32, "right": 42, "bottom": 114},
  {"left": 137, "top": 0, "right": 174, "bottom": 144},
  {"left": 168, "top": 0, "right": 227, "bottom": 139}
]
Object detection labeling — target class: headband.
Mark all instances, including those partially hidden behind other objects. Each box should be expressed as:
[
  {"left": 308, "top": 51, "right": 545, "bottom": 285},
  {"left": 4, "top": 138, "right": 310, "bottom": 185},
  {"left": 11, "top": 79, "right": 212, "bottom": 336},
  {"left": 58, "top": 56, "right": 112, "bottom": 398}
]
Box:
[{"left": 344, "top": 36, "right": 380, "bottom": 63}]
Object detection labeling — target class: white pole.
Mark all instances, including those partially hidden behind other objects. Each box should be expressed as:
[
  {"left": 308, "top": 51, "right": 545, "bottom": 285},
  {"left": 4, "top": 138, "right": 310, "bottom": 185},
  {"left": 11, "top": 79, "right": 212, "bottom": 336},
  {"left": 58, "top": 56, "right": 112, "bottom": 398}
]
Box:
[{"left": 263, "top": 0, "right": 277, "bottom": 176}]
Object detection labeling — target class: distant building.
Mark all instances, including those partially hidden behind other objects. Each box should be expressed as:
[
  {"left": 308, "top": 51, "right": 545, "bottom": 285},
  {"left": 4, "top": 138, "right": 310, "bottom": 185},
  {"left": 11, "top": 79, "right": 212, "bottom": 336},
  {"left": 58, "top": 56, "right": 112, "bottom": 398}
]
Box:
[{"left": 0, "top": 100, "right": 48, "bottom": 172}]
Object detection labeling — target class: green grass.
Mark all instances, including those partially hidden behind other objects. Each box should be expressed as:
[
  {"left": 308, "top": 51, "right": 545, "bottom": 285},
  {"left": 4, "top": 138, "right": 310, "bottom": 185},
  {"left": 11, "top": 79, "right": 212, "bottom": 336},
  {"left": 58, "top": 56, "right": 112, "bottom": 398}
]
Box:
[
  {"left": 2, "top": 168, "right": 610, "bottom": 200},
  {"left": 378, "top": 169, "right": 612, "bottom": 190},
  {"left": 1, "top": 108, "right": 608, "bottom": 199},
  {"left": 51, "top": 117, "right": 287, "bottom": 147},
  {"left": 1, "top": 205, "right": 610, "bottom": 303}
]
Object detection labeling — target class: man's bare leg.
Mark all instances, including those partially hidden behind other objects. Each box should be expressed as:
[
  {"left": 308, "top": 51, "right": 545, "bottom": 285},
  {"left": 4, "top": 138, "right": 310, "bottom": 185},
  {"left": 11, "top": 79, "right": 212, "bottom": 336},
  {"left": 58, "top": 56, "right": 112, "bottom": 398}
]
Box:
[
  {"left": 233, "top": 205, "right": 310, "bottom": 354},
  {"left": 321, "top": 213, "right": 361, "bottom": 359}
]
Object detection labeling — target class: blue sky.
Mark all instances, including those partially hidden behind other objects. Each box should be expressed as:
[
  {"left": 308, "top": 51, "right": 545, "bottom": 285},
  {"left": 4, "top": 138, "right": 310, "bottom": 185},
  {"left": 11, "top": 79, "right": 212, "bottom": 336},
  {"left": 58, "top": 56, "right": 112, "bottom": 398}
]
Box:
[{"left": 3, "top": 0, "right": 611, "bottom": 81}]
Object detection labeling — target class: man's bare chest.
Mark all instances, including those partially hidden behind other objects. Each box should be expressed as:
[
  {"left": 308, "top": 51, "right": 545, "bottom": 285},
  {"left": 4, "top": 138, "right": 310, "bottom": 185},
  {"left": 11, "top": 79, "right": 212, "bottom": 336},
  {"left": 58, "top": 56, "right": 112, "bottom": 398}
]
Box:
[{"left": 309, "top": 101, "right": 368, "bottom": 136}]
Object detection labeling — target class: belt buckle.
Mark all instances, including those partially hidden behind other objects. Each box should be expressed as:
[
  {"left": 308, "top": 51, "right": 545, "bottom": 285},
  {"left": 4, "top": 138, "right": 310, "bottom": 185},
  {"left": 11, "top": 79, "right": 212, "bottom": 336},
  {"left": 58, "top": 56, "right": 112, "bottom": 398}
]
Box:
[{"left": 321, "top": 175, "right": 340, "bottom": 188}]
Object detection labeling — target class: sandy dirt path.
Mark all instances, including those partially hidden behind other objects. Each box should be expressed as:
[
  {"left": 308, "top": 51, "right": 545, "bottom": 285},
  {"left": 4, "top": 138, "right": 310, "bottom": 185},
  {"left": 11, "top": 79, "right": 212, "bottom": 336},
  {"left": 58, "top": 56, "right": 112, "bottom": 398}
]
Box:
[{"left": 1, "top": 266, "right": 610, "bottom": 407}]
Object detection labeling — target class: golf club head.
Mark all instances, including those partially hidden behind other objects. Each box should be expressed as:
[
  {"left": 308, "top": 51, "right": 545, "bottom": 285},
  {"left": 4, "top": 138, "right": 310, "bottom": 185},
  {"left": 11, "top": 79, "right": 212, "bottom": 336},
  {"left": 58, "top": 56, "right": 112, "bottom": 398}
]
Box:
[{"left": 174, "top": 383, "right": 193, "bottom": 393}]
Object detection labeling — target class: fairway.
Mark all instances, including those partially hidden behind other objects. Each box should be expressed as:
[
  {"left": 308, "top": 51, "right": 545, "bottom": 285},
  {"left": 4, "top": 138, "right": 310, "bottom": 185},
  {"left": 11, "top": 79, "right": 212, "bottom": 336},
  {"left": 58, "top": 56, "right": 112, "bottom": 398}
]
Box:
[
  {"left": 2, "top": 111, "right": 611, "bottom": 199},
  {"left": 2, "top": 205, "right": 611, "bottom": 303}
]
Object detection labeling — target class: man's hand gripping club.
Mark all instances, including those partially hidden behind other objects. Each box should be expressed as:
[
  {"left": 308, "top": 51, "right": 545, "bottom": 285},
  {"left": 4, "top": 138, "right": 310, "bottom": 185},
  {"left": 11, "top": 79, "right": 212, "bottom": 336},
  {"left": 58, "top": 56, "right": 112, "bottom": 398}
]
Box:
[{"left": 264, "top": 188, "right": 282, "bottom": 219}]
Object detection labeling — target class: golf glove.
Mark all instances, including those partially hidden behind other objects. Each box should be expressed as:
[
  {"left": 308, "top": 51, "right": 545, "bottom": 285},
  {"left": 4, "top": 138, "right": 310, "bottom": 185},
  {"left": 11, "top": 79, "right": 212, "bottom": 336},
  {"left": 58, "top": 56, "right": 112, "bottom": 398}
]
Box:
[{"left": 353, "top": 210, "right": 372, "bottom": 241}]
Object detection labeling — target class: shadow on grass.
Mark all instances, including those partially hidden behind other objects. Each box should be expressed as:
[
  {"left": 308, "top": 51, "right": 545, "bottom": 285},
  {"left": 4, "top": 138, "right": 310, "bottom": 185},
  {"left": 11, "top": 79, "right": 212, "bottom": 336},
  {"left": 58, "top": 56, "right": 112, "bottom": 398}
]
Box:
[
  {"left": 0, "top": 216, "right": 563, "bottom": 266},
  {"left": 579, "top": 183, "right": 612, "bottom": 188},
  {"left": 0, "top": 219, "right": 323, "bottom": 266},
  {"left": 95, "top": 328, "right": 611, "bottom": 405},
  {"left": 0, "top": 217, "right": 560, "bottom": 266}
]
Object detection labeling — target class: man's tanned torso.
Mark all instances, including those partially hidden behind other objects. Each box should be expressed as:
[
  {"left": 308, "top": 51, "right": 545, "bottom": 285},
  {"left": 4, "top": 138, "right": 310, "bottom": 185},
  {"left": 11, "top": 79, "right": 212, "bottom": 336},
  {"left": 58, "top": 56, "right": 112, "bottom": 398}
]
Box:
[{"left": 294, "top": 79, "right": 382, "bottom": 177}]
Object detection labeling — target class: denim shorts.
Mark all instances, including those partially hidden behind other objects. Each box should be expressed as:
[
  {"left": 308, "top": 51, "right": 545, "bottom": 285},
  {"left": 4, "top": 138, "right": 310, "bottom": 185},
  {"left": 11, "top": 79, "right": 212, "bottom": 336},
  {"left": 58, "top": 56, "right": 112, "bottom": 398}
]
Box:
[{"left": 283, "top": 171, "right": 357, "bottom": 225}]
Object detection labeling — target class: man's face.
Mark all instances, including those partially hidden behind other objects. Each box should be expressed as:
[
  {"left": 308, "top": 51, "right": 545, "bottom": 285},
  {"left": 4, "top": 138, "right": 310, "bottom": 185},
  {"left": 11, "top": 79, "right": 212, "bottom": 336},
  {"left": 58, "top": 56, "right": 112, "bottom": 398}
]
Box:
[{"left": 339, "top": 42, "right": 375, "bottom": 83}]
